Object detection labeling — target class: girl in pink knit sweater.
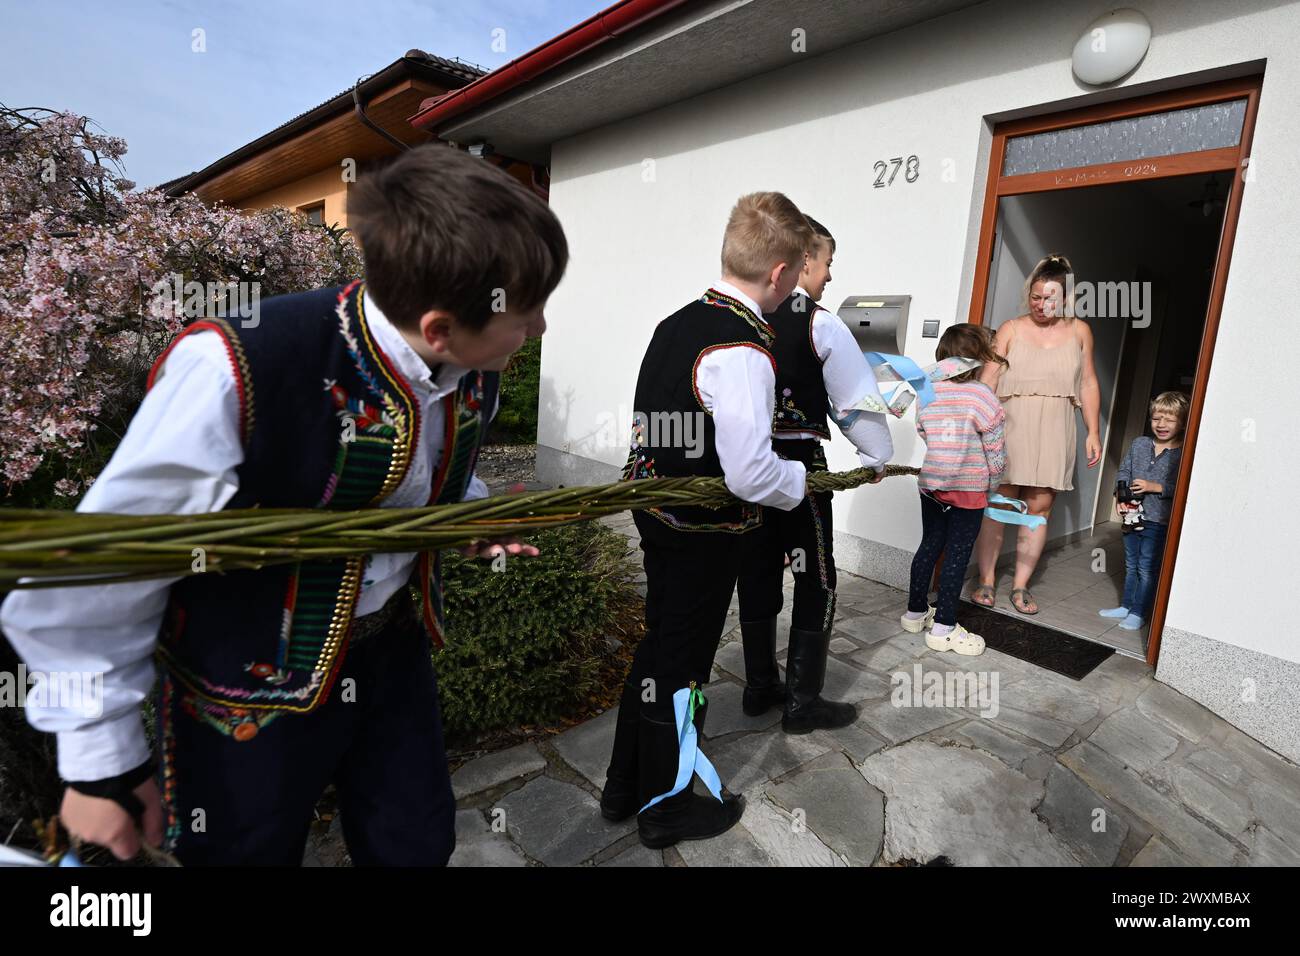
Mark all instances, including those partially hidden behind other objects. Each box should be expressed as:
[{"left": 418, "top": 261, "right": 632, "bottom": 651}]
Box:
[{"left": 902, "top": 325, "right": 1008, "bottom": 655}]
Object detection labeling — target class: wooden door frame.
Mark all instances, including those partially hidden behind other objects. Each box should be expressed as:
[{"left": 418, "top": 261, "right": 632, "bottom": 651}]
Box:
[{"left": 966, "top": 74, "right": 1263, "bottom": 667}]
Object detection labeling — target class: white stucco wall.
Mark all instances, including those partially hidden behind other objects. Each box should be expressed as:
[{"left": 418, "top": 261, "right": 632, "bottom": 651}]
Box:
[{"left": 539, "top": 0, "right": 1300, "bottom": 670}]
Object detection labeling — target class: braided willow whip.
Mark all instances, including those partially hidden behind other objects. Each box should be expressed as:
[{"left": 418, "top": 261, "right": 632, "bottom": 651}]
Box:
[{"left": 0, "top": 465, "right": 920, "bottom": 590}]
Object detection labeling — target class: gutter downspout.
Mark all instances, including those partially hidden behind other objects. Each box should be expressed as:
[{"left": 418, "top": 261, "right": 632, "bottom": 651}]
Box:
[{"left": 408, "top": 0, "right": 692, "bottom": 134}]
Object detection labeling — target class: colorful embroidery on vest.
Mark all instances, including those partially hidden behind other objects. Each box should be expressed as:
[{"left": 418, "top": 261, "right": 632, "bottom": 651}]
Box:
[
  {"left": 775, "top": 386, "right": 820, "bottom": 432},
  {"left": 621, "top": 415, "right": 658, "bottom": 481},
  {"left": 181, "top": 683, "right": 283, "bottom": 742}
]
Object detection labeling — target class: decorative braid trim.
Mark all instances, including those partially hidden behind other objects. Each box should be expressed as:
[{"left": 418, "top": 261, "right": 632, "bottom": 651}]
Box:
[
  {"left": 691, "top": 342, "right": 777, "bottom": 413},
  {"left": 146, "top": 318, "right": 254, "bottom": 446},
  {"left": 352, "top": 283, "right": 418, "bottom": 504},
  {"left": 702, "top": 288, "right": 775, "bottom": 347}
]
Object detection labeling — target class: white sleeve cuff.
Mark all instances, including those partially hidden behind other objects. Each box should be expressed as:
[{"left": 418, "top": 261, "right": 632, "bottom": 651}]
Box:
[{"left": 56, "top": 708, "right": 153, "bottom": 783}]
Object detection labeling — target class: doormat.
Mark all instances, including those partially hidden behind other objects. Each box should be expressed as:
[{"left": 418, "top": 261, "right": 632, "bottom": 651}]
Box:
[{"left": 957, "top": 602, "right": 1114, "bottom": 680}]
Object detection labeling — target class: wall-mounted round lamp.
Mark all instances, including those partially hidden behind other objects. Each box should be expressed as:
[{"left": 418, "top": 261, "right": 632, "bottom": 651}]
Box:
[{"left": 1072, "top": 9, "right": 1152, "bottom": 85}]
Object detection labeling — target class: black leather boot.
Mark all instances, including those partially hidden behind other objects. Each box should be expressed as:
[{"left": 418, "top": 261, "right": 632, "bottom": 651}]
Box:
[
  {"left": 782, "top": 626, "right": 857, "bottom": 734},
  {"left": 636, "top": 693, "right": 743, "bottom": 850},
  {"left": 740, "top": 617, "right": 786, "bottom": 716},
  {"left": 599, "top": 676, "right": 642, "bottom": 822}
]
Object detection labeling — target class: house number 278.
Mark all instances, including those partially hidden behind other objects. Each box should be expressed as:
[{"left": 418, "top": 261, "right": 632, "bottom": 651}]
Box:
[{"left": 873, "top": 155, "right": 919, "bottom": 187}]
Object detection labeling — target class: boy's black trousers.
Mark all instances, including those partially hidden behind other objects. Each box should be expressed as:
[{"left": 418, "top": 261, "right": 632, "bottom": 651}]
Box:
[
  {"left": 628, "top": 516, "right": 744, "bottom": 696},
  {"left": 736, "top": 439, "right": 837, "bottom": 632},
  {"left": 156, "top": 593, "right": 456, "bottom": 866}
]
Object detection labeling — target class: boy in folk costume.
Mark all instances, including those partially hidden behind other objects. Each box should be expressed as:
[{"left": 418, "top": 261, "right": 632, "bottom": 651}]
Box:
[
  {"left": 0, "top": 146, "right": 568, "bottom": 865},
  {"left": 735, "top": 217, "right": 894, "bottom": 732},
  {"left": 601, "top": 193, "right": 812, "bottom": 849}
]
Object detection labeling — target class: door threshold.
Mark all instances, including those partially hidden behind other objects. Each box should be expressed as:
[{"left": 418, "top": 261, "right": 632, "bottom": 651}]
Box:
[{"left": 972, "top": 601, "right": 1149, "bottom": 661}]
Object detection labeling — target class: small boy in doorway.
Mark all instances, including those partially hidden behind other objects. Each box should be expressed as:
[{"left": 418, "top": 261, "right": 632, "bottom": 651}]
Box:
[{"left": 1099, "top": 391, "right": 1189, "bottom": 631}]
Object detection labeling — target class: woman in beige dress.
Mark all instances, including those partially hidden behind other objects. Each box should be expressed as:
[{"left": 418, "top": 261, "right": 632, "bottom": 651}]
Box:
[{"left": 972, "top": 254, "right": 1101, "bottom": 615}]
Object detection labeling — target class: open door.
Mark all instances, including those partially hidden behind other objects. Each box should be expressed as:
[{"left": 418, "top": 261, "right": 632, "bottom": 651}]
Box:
[{"left": 966, "top": 75, "right": 1263, "bottom": 666}]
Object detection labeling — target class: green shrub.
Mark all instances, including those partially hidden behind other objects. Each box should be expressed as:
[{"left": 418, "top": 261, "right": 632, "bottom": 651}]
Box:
[
  {"left": 435, "top": 519, "right": 639, "bottom": 737},
  {"left": 490, "top": 336, "right": 540, "bottom": 444}
]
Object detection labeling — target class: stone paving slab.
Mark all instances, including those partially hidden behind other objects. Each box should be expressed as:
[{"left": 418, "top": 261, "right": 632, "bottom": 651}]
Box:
[
  {"left": 850, "top": 634, "right": 926, "bottom": 675},
  {"left": 599, "top": 844, "right": 664, "bottom": 867},
  {"left": 700, "top": 680, "right": 781, "bottom": 738},
  {"left": 712, "top": 641, "right": 747, "bottom": 682},
  {"left": 495, "top": 775, "right": 634, "bottom": 867},
  {"left": 812, "top": 717, "right": 889, "bottom": 764},
  {"left": 1244, "top": 776, "right": 1300, "bottom": 854},
  {"left": 835, "top": 612, "right": 910, "bottom": 646},
  {"left": 551, "top": 707, "right": 619, "bottom": 790},
  {"left": 1086, "top": 708, "right": 1181, "bottom": 774},
  {"left": 996, "top": 673, "right": 1101, "bottom": 729},
  {"left": 451, "top": 742, "right": 547, "bottom": 800},
  {"left": 1246, "top": 825, "right": 1300, "bottom": 866},
  {"left": 860, "top": 739, "right": 1079, "bottom": 866},
  {"left": 741, "top": 795, "right": 847, "bottom": 866},
  {"left": 448, "top": 809, "right": 529, "bottom": 867},
  {"left": 856, "top": 696, "right": 968, "bottom": 745},
  {"left": 1135, "top": 681, "right": 1220, "bottom": 743},
  {"left": 674, "top": 807, "right": 775, "bottom": 867},
  {"left": 822, "top": 655, "right": 893, "bottom": 703},
  {"left": 766, "top": 751, "right": 884, "bottom": 866},
  {"left": 1167, "top": 765, "right": 1252, "bottom": 838},
  {"left": 1131, "top": 836, "right": 1194, "bottom": 866},
  {"left": 707, "top": 728, "right": 831, "bottom": 795},
  {"left": 1037, "top": 764, "right": 1130, "bottom": 867},
  {"left": 1059, "top": 741, "right": 1241, "bottom": 865},
  {"left": 989, "top": 705, "right": 1076, "bottom": 749},
  {"left": 1186, "top": 747, "right": 1246, "bottom": 787},
  {"left": 942, "top": 718, "right": 1040, "bottom": 770}
]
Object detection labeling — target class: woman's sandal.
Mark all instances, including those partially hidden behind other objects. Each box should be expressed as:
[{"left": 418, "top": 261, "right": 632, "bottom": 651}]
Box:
[
  {"left": 1010, "top": 588, "right": 1039, "bottom": 615},
  {"left": 971, "top": 584, "right": 996, "bottom": 608}
]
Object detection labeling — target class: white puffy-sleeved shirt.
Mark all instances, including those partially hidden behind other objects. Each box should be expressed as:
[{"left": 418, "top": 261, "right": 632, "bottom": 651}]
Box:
[
  {"left": 693, "top": 280, "right": 807, "bottom": 511},
  {"left": 0, "top": 291, "right": 492, "bottom": 782},
  {"left": 776, "top": 286, "right": 894, "bottom": 471}
]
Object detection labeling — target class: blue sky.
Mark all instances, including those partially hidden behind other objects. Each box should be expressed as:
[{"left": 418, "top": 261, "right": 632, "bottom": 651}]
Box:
[{"left": 2, "top": 0, "right": 611, "bottom": 188}]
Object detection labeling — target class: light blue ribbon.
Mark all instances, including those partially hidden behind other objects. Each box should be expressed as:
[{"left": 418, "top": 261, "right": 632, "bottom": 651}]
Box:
[
  {"left": 639, "top": 685, "right": 724, "bottom": 813},
  {"left": 833, "top": 354, "right": 982, "bottom": 428},
  {"left": 985, "top": 493, "right": 1046, "bottom": 529},
  {"left": 864, "top": 352, "right": 938, "bottom": 411}
]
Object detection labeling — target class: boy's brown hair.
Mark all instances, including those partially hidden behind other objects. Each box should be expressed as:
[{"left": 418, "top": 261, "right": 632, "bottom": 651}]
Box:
[
  {"left": 720, "top": 192, "right": 814, "bottom": 282},
  {"left": 348, "top": 144, "right": 569, "bottom": 331},
  {"left": 936, "top": 322, "right": 1008, "bottom": 383},
  {"left": 805, "top": 215, "right": 836, "bottom": 257}
]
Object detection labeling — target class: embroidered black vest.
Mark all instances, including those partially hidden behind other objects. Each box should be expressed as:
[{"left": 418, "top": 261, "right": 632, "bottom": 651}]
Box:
[
  {"left": 148, "top": 281, "right": 498, "bottom": 714},
  {"left": 621, "top": 289, "right": 774, "bottom": 541},
  {"left": 769, "top": 292, "right": 831, "bottom": 441}
]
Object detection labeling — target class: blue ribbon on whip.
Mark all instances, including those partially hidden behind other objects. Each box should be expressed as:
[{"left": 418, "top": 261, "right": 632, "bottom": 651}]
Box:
[
  {"left": 832, "top": 354, "right": 982, "bottom": 428},
  {"left": 639, "top": 684, "right": 724, "bottom": 814}
]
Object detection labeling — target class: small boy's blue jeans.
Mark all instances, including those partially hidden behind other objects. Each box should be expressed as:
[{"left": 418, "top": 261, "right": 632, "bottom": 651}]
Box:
[{"left": 1121, "top": 521, "right": 1168, "bottom": 620}]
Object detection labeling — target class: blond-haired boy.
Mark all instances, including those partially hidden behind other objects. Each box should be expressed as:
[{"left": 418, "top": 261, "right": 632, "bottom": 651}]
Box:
[{"left": 602, "top": 193, "right": 812, "bottom": 848}]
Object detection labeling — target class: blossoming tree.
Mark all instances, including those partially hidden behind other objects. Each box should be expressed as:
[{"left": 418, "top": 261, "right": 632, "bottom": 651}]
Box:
[{"left": 0, "top": 105, "right": 363, "bottom": 503}]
